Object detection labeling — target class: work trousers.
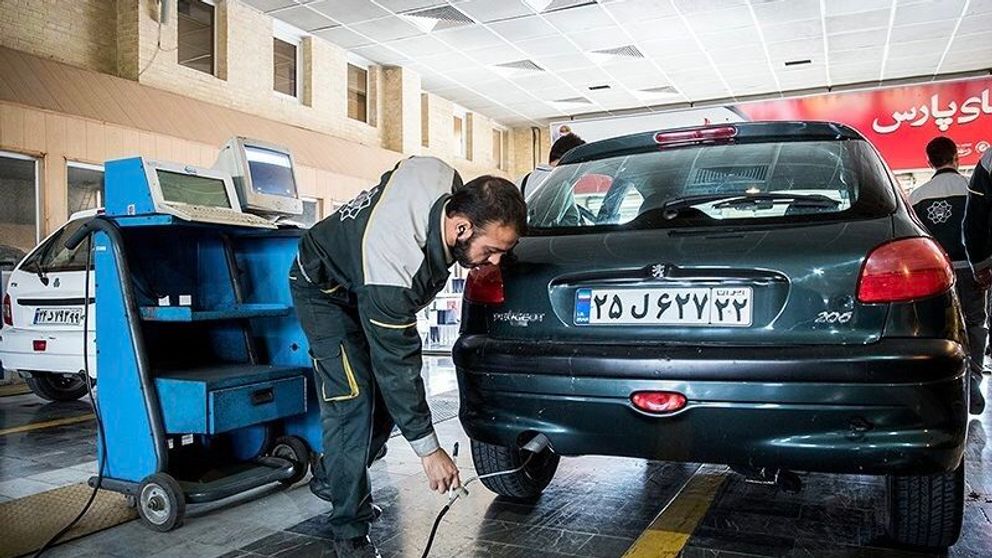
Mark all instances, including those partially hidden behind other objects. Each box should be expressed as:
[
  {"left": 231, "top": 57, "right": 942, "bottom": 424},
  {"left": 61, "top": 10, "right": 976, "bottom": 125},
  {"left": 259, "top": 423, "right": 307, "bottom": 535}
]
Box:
[
  {"left": 289, "top": 269, "right": 394, "bottom": 541},
  {"left": 956, "top": 269, "right": 988, "bottom": 391}
]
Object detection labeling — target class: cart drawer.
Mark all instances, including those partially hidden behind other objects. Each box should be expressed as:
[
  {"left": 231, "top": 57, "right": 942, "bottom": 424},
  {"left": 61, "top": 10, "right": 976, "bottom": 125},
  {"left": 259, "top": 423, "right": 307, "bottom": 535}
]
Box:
[{"left": 208, "top": 376, "right": 307, "bottom": 433}]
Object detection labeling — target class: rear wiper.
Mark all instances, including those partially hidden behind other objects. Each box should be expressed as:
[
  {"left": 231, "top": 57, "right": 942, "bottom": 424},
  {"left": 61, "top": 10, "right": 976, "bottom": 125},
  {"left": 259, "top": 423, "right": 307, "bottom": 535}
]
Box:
[
  {"left": 712, "top": 193, "right": 841, "bottom": 210},
  {"left": 660, "top": 193, "right": 840, "bottom": 219}
]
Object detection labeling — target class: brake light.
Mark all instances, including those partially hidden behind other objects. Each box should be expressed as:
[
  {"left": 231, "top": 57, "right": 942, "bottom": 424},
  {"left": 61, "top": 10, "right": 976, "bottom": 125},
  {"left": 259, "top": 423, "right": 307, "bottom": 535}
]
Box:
[
  {"left": 631, "top": 391, "right": 687, "bottom": 414},
  {"left": 33, "top": 340, "right": 47, "bottom": 352},
  {"left": 464, "top": 265, "right": 505, "bottom": 305},
  {"left": 2, "top": 294, "right": 11, "bottom": 326},
  {"left": 857, "top": 237, "right": 954, "bottom": 304},
  {"left": 654, "top": 126, "right": 737, "bottom": 147}
]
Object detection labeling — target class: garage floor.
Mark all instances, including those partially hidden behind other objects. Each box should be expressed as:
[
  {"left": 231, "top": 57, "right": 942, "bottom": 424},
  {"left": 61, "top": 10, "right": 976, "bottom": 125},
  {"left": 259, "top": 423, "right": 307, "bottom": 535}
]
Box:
[{"left": 1, "top": 359, "right": 989, "bottom": 558}]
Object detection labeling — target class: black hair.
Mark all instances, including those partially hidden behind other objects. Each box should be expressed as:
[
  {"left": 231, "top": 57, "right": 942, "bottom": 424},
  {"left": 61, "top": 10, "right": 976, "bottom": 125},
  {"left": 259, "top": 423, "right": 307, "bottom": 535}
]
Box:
[
  {"left": 926, "top": 136, "right": 957, "bottom": 168},
  {"left": 549, "top": 133, "right": 586, "bottom": 164},
  {"left": 447, "top": 175, "right": 527, "bottom": 234}
]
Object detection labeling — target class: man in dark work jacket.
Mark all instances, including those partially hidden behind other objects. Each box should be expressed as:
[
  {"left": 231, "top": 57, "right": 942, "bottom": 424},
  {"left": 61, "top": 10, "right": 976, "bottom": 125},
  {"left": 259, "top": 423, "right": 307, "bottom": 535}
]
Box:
[
  {"left": 289, "top": 156, "right": 526, "bottom": 557},
  {"left": 912, "top": 137, "right": 985, "bottom": 414}
]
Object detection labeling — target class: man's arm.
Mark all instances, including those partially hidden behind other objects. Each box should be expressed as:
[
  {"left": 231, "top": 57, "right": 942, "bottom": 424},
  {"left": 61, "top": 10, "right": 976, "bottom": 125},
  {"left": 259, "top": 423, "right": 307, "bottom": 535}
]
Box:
[{"left": 964, "top": 153, "right": 992, "bottom": 284}]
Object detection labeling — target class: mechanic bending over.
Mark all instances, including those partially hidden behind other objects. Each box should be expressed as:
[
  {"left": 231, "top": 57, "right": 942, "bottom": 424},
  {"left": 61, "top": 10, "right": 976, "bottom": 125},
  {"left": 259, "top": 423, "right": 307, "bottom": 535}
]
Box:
[
  {"left": 911, "top": 137, "right": 986, "bottom": 415},
  {"left": 289, "top": 156, "right": 527, "bottom": 558}
]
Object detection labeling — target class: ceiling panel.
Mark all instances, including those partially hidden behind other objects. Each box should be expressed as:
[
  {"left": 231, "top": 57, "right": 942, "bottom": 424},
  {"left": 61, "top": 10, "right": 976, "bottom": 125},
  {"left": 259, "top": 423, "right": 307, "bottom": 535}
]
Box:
[
  {"left": 751, "top": 0, "right": 821, "bottom": 24},
  {"left": 895, "top": 0, "right": 965, "bottom": 25},
  {"left": 761, "top": 18, "right": 822, "bottom": 43},
  {"left": 432, "top": 26, "right": 506, "bottom": 51},
  {"left": 242, "top": 0, "right": 297, "bottom": 12},
  {"left": 828, "top": 29, "right": 888, "bottom": 51},
  {"left": 600, "top": 0, "right": 677, "bottom": 21},
  {"left": 389, "top": 35, "right": 451, "bottom": 57},
  {"left": 542, "top": 3, "right": 614, "bottom": 32},
  {"left": 823, "top": 0, "right": 894, "bottom": 17},
  {"left": 308, "top": 0, "right": 390, "bottom": 24},
  {"left": 273, "top": 5, "right": 337, "bottom": 31},
  {"left": 487, "top": 16, "right": 559, "bottom": 41},
  {"left": 349, "top": 16, "right": 422, "bottom": 43},
  {"left": 312, "top": 25, "right": 375, "bottom": 49},
  {"left": 673, "top": 0, "right": 747, "bottom": 14},
  {"left": 456, "top": 0, "right": 533, "bottom": 23},
  {"left": 825, "top": 8, "right": 892, "bottom": 34}
]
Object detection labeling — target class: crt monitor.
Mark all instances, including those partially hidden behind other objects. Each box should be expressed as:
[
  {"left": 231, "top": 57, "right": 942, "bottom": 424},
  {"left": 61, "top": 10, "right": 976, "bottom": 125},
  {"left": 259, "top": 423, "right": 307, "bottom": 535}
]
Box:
[{"left": 213, "top": 137, "right": 303, "bottom": 217}]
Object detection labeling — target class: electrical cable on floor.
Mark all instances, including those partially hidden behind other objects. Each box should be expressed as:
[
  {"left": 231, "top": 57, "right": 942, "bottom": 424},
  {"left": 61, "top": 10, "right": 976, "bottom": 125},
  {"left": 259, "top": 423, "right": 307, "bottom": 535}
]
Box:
[
  {"left": 35, "top": 234, "right": 108, "bottom": 557},
  {"left": 420, "top": 447, "right": 537, "bottom": 558}
]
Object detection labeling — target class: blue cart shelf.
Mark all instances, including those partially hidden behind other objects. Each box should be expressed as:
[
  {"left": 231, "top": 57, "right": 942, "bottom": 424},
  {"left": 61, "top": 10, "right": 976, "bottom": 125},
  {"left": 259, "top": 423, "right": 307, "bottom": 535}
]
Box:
[{"left": 74, "top": 205, "right": 323, "bottom": 531}]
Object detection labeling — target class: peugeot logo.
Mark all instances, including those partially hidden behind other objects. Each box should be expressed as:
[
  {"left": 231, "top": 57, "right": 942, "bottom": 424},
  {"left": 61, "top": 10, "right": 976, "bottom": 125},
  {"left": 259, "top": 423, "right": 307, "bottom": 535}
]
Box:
[{"left": 650, "top": 264, "right": 669, "bottom": 279}]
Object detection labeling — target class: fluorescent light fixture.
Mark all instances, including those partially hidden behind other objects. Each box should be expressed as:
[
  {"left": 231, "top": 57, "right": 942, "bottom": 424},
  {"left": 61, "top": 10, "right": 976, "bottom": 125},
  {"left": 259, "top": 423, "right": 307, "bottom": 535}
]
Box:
[
  {"left": 549, "top": 97, "right": 593, "bottom": 110},
  {"left": 633, "top": 86, "right": 680, "bottom": 101}
]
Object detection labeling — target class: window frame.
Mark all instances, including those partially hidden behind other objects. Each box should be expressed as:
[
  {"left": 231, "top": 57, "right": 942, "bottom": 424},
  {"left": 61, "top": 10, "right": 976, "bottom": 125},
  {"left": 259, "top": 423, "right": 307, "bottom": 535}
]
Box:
[
  {"left": 492, "top": 127, "right": 509, "bottom": 170},
  {"left": 177, "top": 0, "right": 217, "bottom": 77},
  {"left": 347, "top": 55, "right": 371, "bottom": 124},
  {"left": 300, "top": 196, "right": 323, "bottom": 228},
  {"left": 453, "top": 105, "right": 468, "bottom": 159},
  {"left": 66, "top": 160, "right": 105, "bottom": 220},
  {"left": 0, "top": 150, "right": 41, "bottom": 247},
  {"left": 273, "top": 20, "right": 305, "bottom": 100}
]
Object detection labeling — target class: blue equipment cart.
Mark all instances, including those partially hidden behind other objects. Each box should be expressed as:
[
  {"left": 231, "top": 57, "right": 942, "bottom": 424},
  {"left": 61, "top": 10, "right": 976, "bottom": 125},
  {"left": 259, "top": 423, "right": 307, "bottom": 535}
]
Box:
[{"left": 67, "top": 157, "right": 322, "bottom": 531}]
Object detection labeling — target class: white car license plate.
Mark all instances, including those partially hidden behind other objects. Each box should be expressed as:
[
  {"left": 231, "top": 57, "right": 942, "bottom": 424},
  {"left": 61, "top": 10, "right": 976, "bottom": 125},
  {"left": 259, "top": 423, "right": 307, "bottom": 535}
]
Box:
[
  {"left": 574, "top": 287, "right": 753, "bottom": 327},
  {"left": 33, "top": 307, "right": 84, "bottom": 326}
]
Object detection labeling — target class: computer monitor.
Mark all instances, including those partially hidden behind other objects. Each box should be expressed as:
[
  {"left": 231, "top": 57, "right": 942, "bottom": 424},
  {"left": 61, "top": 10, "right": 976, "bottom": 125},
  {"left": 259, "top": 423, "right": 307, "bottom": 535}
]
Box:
[{"left": 213, "top": 137, "right": 303, "bottom": 217}]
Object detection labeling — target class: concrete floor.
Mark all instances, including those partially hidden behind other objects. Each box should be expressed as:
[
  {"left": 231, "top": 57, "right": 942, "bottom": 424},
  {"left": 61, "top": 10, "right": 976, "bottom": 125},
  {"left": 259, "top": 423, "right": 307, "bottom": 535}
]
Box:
[{"left": 1, "top": 358, "right": 990, "bottom": 557}]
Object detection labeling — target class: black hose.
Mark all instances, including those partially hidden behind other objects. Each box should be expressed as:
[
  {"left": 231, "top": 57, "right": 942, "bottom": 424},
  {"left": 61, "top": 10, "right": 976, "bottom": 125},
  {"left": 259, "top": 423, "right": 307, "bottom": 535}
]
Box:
[
  {"left": 420, "top": 503, "right": 451, "bottom": 558},
  {"left": 35, "top": 234, "right": 108, "bottom": 557}
]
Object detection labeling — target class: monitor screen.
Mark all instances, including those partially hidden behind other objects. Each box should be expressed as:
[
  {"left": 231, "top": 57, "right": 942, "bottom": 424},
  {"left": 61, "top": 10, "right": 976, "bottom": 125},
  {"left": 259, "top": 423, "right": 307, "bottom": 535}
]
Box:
[
  {"left": 157, "top": 170, "right": 233, "bottom": 208},
  {"left": 245, "top": 145, "right": 298, "bottom": 198}
]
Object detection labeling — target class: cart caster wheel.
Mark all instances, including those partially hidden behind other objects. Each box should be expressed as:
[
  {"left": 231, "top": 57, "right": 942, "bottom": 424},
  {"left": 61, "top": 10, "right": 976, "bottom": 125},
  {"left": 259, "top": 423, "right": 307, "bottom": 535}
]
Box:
[
  {"left": 271, "top": 435, "right": 310, "bottom": 486},
  {"left": 137, "top": 473, "right": 185, "bottom": 532},
  {"left": 124, "top": 494, "right": 137, "bottom": 509}
]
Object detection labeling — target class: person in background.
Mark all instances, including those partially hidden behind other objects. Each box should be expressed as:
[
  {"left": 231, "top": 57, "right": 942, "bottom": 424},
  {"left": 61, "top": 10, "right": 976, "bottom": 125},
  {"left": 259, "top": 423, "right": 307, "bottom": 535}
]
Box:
[
  {"left": 912, "top": 137, "right": 986, "bottom": 415},
  {"left": 518, "top": 133, "right": 586, "bottom": 199}
]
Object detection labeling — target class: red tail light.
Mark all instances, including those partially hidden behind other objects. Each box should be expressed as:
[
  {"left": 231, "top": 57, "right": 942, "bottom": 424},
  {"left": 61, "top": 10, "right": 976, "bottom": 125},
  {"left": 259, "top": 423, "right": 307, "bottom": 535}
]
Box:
[
  {"left": 33, "top": 340, "right": 47, "bottom": 351},
  {"left": 2, "top": 294, "right": 11, "bottom": 326},
  {"left": 631, "top": 391, "right": 687, "bottom": 414},
  {"left": 857, "top": 237, "right": 954, "bottom": 304},
  {"left": 654, "top": 126, "right": 737, "bottom": 148},
  {"left": 464, "top": 265, "right": 505, "bottom": 305}
]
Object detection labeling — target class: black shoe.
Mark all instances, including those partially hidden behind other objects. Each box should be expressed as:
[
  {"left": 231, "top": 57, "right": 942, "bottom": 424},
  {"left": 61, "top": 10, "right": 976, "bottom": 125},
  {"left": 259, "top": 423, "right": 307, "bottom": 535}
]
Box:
[
  {"left": 970, "top": 382, "right": 986, "bottom": 415},
  {"left": 371, "top": 504, "right": 382, "bottom": 522},
  {"left": 373, "top": 444, "right": 388, "bottom": 462},
  {"left": 332, "top": 535, "right": 381, "bottom": 558}
]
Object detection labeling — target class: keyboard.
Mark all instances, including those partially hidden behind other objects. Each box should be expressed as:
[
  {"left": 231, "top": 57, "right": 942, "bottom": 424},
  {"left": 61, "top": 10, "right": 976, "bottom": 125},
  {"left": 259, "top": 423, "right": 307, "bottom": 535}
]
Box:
[{"left": 174, "top": 205, "right": 277, "bottom": 229}]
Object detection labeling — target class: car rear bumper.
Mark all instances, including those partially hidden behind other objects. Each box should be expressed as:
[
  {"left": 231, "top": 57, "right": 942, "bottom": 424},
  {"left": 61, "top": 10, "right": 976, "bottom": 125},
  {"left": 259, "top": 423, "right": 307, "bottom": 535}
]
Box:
[
  {"left": 0, "top": 326, "right": 95, "bottom": 377},
  {"left": 453, "top": 335, "right": 969, "bottom": 475}
]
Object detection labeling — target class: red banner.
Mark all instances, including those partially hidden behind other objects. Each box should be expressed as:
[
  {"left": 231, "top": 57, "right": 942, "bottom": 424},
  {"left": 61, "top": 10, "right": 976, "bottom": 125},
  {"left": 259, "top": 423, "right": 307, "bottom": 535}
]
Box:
[{"left": 738, "top": 77, "right": 992, "bottom": 170}]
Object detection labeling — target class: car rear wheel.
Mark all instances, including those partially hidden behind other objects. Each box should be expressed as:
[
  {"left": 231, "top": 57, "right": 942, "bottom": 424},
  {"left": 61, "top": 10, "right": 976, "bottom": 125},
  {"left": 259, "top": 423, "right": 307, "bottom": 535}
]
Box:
[
  {"left": 470, "top": 439, "right": 559, "bottom": 500},
  {"left": 25, "top": 372, "right": 88, "bottom": 401},
  {"left": 886, "top": 461, "right": 964, "bottom": 550}
]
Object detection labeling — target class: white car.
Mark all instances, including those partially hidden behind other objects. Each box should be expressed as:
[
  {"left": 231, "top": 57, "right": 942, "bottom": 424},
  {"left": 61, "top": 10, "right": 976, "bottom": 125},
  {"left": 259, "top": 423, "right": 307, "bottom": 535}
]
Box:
[{"left": 0, "top": 210, "right": 97, "bottom": 401}]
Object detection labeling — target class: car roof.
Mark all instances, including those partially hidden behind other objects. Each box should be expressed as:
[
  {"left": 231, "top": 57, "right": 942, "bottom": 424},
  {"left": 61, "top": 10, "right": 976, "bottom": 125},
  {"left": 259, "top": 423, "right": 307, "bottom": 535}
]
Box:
[{"left": 558, "top": 121, "right": 866, "bottom": 166}]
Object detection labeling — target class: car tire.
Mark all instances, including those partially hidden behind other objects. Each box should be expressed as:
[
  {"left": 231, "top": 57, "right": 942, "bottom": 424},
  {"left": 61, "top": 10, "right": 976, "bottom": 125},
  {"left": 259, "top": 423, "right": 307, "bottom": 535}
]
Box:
[
  {"left": 886, "top": 461, "right": 964, "bottom": 550},
  {"left": 25, "top": 373, "right": 88, "bottom": 402},
  {"left": 470, "top": 439, "right": 559, "bottom": 500}
]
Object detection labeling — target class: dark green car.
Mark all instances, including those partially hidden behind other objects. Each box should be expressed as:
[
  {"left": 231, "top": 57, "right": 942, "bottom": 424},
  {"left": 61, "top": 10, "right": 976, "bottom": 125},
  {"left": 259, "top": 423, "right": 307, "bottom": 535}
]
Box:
[{"left": 455, "top": 122, "right": 968, "bottom": 550}]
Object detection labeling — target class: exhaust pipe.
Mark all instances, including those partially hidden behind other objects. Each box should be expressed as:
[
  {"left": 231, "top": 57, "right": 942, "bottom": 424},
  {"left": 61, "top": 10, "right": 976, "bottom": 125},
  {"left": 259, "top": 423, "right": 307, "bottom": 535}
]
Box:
[
  {"left": 520, "top": 433, "right": 551, "bottom": 454},
  {"left": 732, "top": 466, "right": 802, "bottom": 493}
]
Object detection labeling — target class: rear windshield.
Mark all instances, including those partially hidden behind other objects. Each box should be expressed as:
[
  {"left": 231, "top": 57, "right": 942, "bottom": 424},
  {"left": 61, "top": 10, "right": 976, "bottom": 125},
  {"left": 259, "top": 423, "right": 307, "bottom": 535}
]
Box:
[{"left": 527, "top": 139, "right": 896, "bottom": 233}]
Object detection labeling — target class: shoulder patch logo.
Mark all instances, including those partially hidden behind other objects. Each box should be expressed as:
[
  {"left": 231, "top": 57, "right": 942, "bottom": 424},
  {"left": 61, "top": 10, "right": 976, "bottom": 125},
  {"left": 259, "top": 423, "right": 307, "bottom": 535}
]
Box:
[
  {"left": 927, "top": 200, "right": 953, "bottom": 224},
  {"left": 339, "top": 187, "right": 379, "bottom": 221}
]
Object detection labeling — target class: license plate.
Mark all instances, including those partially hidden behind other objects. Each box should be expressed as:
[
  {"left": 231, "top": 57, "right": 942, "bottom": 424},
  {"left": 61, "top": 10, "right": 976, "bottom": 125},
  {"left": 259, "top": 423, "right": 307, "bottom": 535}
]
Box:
[
  {"left": 574, "top": 287, "right": 752, "bottom": 327},
  {"left": 33, "top": 307, "right": 84, "bottom": 326}
]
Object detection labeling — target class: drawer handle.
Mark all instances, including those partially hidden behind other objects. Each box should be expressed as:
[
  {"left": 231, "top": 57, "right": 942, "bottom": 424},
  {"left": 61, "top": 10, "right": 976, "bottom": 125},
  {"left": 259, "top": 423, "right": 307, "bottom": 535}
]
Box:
[{"left": 251, "top": 388, "right": 274, "bottom": 405}]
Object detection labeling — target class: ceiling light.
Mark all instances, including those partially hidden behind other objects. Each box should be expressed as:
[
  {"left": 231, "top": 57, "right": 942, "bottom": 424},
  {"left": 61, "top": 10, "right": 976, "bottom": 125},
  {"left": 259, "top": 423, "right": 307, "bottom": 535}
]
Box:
[
  {"left": 492, "top": 59, "right": 545, "bottom": 77},
  {"left": 523, "top": 0, "right": 554, "bottom": 12},
  {"left": 784, "top": 59, "right": 812, "bottom": 67},
  {"left": 549, "top": 97, "right": 593, "bottom": 111},
  {"left": 633, "top": 86, "right": 680, "bottom": 101},
  {"left": 588, "top": 84, "right": 611, "bottom": 91},
  {"left": 589, "top": 45, "right": 645, "bottom": 64},
  {"left": 400, "top": 5, "right": 474, "bottom": 33}
]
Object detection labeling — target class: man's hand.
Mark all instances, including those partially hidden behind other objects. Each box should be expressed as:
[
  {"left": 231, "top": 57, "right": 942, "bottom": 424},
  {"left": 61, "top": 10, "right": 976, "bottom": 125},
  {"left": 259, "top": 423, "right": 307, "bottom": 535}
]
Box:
[
  {"left": 976, "top": 267, "right": 992, "bottom": 290},
  {"left": 421, "top": 449, "right": 461, "bottom": 494}
]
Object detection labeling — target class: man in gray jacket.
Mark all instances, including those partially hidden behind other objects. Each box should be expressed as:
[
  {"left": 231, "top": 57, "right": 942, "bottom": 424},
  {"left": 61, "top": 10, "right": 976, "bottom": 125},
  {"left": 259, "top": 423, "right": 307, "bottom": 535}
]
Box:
[
  {"left": 911, "top": 137, "right": 985, "bottom": 414},
  {"left": 290, "top": 157, "right": 526, "bottom": 557}
]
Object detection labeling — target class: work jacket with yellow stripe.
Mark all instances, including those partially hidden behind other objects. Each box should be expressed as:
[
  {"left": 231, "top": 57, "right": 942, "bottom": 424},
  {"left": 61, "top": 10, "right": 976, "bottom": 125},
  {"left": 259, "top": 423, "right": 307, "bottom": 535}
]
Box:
[{"left": 295, "top": 156, "right": 462, "bottom": 457}]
